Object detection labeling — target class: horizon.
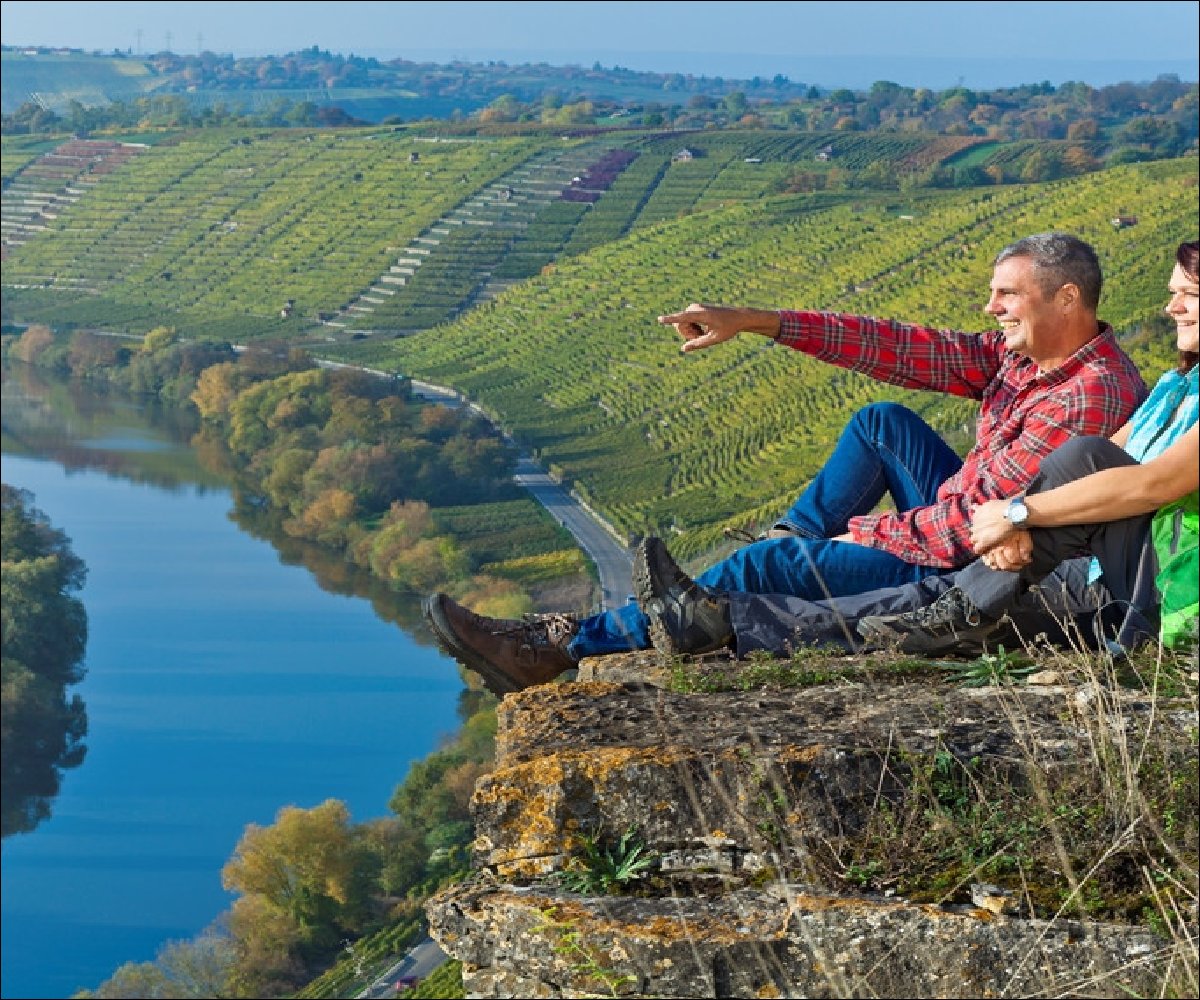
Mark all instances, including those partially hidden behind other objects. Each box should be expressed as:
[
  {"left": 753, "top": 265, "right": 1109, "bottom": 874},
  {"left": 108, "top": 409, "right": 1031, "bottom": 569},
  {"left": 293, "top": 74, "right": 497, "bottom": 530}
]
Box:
[{"left": 2, "top": 1, "right": 1197, "bottom": 91}]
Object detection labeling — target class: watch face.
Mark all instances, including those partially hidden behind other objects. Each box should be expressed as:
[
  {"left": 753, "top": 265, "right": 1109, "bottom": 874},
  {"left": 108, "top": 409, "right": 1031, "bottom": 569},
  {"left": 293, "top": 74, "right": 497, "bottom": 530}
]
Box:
[{"left": 1008, "top": 498, "right": 1028, "bottom": 525}]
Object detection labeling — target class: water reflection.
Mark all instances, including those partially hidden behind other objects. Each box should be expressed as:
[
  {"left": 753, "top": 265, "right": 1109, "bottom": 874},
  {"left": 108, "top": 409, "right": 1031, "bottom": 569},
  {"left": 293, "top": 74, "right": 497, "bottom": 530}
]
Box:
[
  {"left": 2, "top": 362, "right": 218, "bottom": 491},
  {"left": 229, "top": 497, "right": 436, "bottom": 641},
  {"left": 2, "top": 361, "right": 441, "bottom": 644},
  {"left": 1, "top": 362, "right": 451, "bottom": 846},
  {"left": 0, "top": 593, "right": 88, "bottom": 841}
]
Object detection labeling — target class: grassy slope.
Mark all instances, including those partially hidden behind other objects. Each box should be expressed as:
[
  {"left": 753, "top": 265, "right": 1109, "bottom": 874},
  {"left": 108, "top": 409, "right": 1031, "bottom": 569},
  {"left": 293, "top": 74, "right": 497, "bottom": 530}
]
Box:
[
  {"left": 3, "top": 127, "right": 1195, "bottom": 560},
  {"left": 1, "top": 128, "right": 548, "bottom": 337},
  {"left": 365, "top": 158, "right": 1197, "bottom": 556},
  {"left": 0, "top": 51, "right": 161, "bottom": 113}
]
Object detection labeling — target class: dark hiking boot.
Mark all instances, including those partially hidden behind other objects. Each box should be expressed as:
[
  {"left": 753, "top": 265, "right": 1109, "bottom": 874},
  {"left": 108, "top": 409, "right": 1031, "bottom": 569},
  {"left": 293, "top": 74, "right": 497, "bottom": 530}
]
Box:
[
  {"left": 634, "top": 536, "right": 733, "bottom": 656},
  {"left": 422, "top": 592, "right": 578, "bottom": 695},
  {"left": 856, "top": 587, "right": 1000, "bottom": 655}
]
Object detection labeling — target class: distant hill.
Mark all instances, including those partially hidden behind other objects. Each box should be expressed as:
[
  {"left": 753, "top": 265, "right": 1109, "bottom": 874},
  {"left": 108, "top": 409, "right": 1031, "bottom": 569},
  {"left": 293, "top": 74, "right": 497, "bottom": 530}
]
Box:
[
  {"left": 1, "top": 49, "right": 167, "bottom": 113},
  {"left": 0, "top": 45, "right": 814, "bottom": 119}
]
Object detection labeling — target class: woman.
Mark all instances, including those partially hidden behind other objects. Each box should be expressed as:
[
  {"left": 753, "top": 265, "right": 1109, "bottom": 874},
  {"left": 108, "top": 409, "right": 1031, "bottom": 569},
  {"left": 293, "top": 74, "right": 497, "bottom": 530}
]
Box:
[{"left": 640, "top": 240, "right": 1199, "bottom": 658}]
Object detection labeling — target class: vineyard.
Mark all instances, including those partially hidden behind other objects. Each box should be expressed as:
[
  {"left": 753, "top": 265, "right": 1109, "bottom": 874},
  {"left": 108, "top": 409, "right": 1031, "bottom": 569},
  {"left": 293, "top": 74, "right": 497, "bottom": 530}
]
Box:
[
  {"left": 1, "top": 127, "right": 994, "bottom": 344},
  {"left": 2, "top": 126, "right": 1196, "bottom": 564},
  {"left": 353, "top": 157, "right": 1197, "bottom": 560},
  {"left": 1, "top": 128, "right": 549, "bottom": 337}
]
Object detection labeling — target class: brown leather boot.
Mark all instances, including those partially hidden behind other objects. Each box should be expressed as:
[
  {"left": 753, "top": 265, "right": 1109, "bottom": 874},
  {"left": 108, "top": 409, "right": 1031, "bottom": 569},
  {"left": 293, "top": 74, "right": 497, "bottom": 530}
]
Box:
[{"left": 422, "top": 592, "right": 579, "bottom": 696}]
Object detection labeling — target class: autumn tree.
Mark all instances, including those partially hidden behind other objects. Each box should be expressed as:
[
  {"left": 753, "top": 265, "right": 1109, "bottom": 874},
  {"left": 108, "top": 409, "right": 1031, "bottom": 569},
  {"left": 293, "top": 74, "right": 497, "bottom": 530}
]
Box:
[
  {"left": 9, "top": 325, "right": 55, "bottom": 365},
  {"left": 221, "top": 799, "right": 376, "bottom": 963}
]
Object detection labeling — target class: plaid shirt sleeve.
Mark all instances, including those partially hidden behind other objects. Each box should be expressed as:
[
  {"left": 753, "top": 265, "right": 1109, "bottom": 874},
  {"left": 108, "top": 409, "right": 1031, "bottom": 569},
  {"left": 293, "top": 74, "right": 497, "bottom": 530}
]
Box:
[
  {"left": 777, "top": 309, "right": 1001, "bottom": 399},
  {"left": 848, "top": 398, "right": 1086, "bottom": 566}
]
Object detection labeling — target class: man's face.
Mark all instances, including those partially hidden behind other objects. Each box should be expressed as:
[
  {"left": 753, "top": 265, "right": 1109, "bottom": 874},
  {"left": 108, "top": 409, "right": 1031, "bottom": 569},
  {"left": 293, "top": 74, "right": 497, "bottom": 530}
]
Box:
[{"left": 984, "top": 256, "right": 1063, "bottom": 357}]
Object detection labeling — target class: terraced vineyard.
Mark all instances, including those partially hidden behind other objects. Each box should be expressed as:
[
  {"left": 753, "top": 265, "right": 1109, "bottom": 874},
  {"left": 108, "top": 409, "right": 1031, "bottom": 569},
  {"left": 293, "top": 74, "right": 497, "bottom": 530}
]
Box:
[
  {"left": 339, "top": 140, "right": 636, "bottom": 333},
  {"left": 3, "top": 127, "right": 1194, "bottom": 563},
  {"left": 357, "top": 157, "right": 1197, "bottom": 558},
  {"left": 1, "top": 127, "right": 984, "bottom": 344},
  {"left": 1, "top": 129, "right": 551, "bottom": 337}
]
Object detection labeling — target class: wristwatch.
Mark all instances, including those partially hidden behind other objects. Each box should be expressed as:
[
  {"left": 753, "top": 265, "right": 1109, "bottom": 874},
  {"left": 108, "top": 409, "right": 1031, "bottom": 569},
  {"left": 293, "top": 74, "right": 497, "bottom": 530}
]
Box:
[{"left": 1004, "top": 496, "right": 1030, "bottom": 527}]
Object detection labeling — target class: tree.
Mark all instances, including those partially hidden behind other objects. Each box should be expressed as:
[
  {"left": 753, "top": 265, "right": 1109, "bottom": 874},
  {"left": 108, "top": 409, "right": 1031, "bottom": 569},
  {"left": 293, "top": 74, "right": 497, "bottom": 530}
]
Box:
[
  {"left": 82, "top": 930, "right": 235, "bottom": 998},
  {"left": 9, "top": 325, "right": 55, "bottom": 365},
  {"left": 1066, "top": 118, "right": 1099, "bottom": 141},
  {"left": 953, "top": 164, "right": 991, "bottom": 187},
  {"left": 190, "top": 362, "right": 240, "bottom": 421},
  {"left": 722, "top": 91, "right": 748, "bottom": 119},
  {"left": 1019, "top": 147, "right": 1064, "bottom": 183},
  {"left": 221, "top": 800, "right": 376, "bottom": 960},
  {"left": 142, "top": 327, "right": 179, "bottom": 356}
]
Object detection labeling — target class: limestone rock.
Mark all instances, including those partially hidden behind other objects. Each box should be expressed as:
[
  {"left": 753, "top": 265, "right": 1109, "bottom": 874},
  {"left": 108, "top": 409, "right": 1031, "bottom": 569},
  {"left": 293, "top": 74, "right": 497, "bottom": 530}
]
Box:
[{"left": 427, "top": 669, "right": 1198, "bottom": 998}]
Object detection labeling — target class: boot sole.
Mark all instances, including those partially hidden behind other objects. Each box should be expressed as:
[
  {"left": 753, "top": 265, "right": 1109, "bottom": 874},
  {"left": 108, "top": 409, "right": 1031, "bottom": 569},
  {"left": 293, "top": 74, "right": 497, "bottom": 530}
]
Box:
[
  {"left": 633, "top": 540, "right": 682, "bottom": 657},
  {"left": 856, "top": 615, "right": 997, "bottom": 657},
  {"left": 422, "top": 594, "right": 523, "bottom": 695}
]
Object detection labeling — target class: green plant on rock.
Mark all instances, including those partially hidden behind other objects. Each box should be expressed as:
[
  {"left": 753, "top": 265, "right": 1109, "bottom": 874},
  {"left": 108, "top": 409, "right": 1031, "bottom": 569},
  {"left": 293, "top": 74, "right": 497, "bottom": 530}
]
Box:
[
  {"left": 534, "top": 906, "right": 637, "bottom": 998},
  {"left": 558, "top": 825, "right": 658, "bottom": 895},
  {"left": 942, "top": 645, "right": 1038, "bottom": 687}
]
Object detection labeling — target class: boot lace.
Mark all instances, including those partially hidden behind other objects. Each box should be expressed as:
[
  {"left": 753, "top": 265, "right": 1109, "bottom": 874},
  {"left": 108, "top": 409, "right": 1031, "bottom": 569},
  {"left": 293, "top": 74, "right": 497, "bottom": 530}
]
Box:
[
  {"left": 497, "top": 612, "right": 578, "bottom": 648},
  {"left": 905, "top": 588, "right": 981, "bottom": 629}
]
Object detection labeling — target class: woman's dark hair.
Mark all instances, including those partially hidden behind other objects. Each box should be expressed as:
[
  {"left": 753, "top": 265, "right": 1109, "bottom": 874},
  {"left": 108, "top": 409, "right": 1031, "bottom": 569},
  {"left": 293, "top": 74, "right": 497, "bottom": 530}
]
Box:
[{"left": 1177, "top": 240, "right": 1199, "bottom": 373}]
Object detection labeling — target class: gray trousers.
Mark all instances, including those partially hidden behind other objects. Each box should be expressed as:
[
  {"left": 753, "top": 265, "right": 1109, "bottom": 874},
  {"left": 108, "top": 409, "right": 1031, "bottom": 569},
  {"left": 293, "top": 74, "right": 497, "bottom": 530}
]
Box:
[
  {"left": 958, "top": 436, "right": 1159, "bottom": 649},
  {"left": 729, "top": 558, "right": 1105, "bottom": 656},
  {"left": 728, "top": 436, "right": 1156, "bottom": 656}
]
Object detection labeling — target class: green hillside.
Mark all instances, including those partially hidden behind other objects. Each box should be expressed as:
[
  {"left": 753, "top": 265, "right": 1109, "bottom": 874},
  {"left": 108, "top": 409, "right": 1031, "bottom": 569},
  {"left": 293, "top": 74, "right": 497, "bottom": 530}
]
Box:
[
  {"left": 358, "top": 158, "right": 1197, "bottom": 558},
  {"left": 0, "top": 127, "right": 980, "bottom": 343},
  {"left": 1, "top": 128, "right": 553, "bottom": 338},
  {"left": 2, "top": 125, "right": 1195, "bottom": 563},
  {"left": 0, "top": 49, "right": 164, "bottom": 112}
]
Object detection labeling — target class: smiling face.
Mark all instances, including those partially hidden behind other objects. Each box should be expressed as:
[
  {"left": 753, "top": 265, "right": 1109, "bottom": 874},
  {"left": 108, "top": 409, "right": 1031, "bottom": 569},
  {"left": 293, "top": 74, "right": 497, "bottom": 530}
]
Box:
[
  {"left": 1165, "top": 262, "right": 1200, "bottom": 355},
  {"left": 984, "top": 255, "right": 1071, "bottom": 359}
]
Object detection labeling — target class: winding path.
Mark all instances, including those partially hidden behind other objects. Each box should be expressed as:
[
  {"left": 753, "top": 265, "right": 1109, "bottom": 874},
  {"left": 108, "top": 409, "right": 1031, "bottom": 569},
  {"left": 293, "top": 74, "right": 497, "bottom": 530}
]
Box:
[{"left": 404, "top": 378, "right": 633, "bottom": 611}]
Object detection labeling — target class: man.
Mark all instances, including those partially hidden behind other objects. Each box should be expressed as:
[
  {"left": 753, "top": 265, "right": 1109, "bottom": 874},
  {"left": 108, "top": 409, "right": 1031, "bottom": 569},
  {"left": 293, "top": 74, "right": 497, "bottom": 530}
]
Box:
[{"left": 425, "top": 232, "right": 1147, "bottom": 695}]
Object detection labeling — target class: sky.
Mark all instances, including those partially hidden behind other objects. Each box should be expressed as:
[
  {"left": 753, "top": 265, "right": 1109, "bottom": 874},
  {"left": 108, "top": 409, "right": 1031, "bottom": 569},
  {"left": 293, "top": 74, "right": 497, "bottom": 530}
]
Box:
[{"left": 1, "top": 1, "right": 1198, "bottom": 90}]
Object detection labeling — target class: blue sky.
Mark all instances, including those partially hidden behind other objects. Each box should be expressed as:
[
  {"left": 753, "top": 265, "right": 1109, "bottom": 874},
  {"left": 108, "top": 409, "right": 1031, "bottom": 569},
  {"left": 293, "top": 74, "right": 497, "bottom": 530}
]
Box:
[{"left": 2, "top": 1, "right": 1197, "bottom": 89}]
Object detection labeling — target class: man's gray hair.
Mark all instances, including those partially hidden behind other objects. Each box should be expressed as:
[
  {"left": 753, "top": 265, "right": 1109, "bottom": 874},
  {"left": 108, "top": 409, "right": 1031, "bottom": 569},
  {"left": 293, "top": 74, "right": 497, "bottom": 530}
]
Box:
[{"left": 995, "top": 232, "right": 1102, "bottom": 310}]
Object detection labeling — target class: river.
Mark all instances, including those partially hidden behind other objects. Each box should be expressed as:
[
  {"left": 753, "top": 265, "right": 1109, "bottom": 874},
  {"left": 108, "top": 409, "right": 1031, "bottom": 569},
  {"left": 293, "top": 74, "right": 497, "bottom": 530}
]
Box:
[{"left": 0, "top": 365, "right": 467, "bottom": 1000}]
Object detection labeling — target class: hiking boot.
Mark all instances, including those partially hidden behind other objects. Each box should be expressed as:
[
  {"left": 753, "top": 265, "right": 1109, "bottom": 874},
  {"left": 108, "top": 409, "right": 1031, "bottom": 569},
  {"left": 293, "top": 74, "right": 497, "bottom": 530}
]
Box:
[
  {"left": 633, "top": 536, "right": 733, "bottom": 656},
  {"left": 856, "top": 587, "right": 1000, "bottom": 655},
  {"left": 422, "top": 592, "right": 578, "bottom": 695}
]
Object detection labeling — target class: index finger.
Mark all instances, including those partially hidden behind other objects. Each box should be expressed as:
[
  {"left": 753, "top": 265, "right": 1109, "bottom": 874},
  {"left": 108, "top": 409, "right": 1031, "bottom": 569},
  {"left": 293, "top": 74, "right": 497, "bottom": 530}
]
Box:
[{"left": 657, "top": 307, "right": 704, "bottom": 326}]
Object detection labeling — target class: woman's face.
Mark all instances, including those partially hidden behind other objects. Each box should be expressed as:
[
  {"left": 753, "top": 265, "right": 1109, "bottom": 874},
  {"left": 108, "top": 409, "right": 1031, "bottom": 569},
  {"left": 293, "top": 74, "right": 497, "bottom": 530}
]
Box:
[{"left": 1166, "top": 262, "right": 1200, "bottom": 355}]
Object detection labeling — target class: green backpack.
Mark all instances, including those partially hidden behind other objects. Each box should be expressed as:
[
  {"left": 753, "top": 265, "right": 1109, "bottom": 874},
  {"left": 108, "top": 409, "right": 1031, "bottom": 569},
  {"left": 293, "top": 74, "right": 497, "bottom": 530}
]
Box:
[{"left": 1153, "top": 490, "right": 1199, "bottom": 649}]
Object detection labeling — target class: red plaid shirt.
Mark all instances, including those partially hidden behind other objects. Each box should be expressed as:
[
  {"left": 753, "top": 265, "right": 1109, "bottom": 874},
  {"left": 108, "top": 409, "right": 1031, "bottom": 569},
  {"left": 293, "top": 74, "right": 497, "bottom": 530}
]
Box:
[{"left": 777, "top": 310, "right": 1147, "bottom": 567}]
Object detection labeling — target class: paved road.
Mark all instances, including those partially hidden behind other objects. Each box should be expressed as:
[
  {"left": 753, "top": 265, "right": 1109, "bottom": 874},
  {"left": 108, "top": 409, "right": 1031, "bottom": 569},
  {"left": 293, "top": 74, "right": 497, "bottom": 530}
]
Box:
[
  {"left": 407, "top": 379, "right": 633, "bottom": 611},
  {"left": 357, "top": 936, "right": 446, "bottom": 998},
  {"left": 513, "top": 456, "right": 633, "bottom": 611}
]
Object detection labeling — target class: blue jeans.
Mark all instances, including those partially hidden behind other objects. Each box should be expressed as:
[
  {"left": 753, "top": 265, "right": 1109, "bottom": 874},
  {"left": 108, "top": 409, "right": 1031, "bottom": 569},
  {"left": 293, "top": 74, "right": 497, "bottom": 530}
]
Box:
[{"left": 569, "top": 403, "right": 964, "bottom": 657}]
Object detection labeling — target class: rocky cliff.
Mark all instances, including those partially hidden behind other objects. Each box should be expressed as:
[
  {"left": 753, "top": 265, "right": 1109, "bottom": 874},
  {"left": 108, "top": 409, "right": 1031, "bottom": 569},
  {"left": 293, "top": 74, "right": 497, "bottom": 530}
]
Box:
[{"left": 426, "top": 650, "right": 1198, "bottom": 998}]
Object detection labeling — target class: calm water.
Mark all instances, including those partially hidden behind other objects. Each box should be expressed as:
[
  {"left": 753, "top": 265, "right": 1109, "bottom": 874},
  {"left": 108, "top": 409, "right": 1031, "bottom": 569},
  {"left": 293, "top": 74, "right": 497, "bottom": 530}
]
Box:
[{"left": 0, "top": 369, "right": 466, "bottom": 999}]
